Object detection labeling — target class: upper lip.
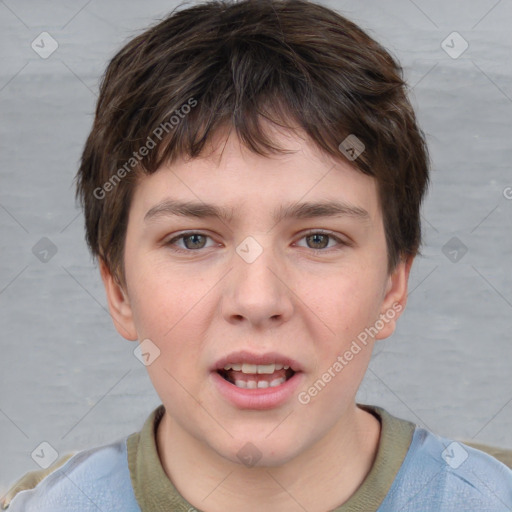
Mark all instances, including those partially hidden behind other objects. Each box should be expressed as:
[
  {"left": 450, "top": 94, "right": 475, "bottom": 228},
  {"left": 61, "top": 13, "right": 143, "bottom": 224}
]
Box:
[{"left": 212, "top": 350, "right": 303, "bottom": 372}]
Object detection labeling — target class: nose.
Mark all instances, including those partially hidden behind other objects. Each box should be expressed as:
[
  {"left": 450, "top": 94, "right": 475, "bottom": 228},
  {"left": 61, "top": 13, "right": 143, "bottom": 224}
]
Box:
[{"left": 221, "top": 237, "right": 294, "bottom": 329}]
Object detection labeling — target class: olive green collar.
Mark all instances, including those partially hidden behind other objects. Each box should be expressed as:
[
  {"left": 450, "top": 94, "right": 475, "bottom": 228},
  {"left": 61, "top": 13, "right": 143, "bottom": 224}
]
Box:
[{"left": 127, "top": 404, "right": 415, "bottom": 512}]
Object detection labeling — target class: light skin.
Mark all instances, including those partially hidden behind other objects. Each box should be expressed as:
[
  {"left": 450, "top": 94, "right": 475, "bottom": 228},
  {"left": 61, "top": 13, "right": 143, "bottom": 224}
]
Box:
[{"left": 101, "top": 122, "right": 413, "bottom": 511}]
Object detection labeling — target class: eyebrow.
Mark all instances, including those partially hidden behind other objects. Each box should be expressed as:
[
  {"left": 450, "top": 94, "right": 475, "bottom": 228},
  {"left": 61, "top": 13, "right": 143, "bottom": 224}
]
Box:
[{"left": 144, "top": 198, "right": 370, "bottom": 224}]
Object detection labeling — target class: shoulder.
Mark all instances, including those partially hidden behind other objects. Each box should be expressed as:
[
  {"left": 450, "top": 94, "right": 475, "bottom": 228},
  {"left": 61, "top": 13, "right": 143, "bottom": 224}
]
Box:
[
  {"left": 1, "top": 438, "right": 140, "bottom": 512},
  {"left": 382, "top": 425, "right": 512, "bottom": 511},
  {"left": 463, "top": 439, "right": 512, "bottom": 470}
]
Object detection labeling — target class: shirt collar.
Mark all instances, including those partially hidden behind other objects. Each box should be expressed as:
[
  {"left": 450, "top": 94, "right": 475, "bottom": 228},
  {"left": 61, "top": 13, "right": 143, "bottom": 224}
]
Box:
[{"left": 127, "top": 403, "right": 415, "bottom": 511}]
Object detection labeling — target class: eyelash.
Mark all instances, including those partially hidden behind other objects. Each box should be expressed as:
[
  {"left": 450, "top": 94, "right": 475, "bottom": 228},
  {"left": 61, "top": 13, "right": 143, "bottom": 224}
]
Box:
[{"left": 165, "top": 230, "right": 349, "bottom": 254}]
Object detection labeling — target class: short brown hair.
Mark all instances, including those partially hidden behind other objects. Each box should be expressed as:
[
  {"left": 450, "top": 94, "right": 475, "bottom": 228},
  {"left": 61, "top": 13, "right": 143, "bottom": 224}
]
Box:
[{"left": 76, "top": 0, "right": 430, "bottom": 283}]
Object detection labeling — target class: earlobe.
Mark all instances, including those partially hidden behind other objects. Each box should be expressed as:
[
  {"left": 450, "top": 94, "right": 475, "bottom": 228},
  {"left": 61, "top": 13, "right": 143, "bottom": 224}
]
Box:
[
  {"left": 99, "top": 259, "right": 138, "bottom": 341},
  {"left": 375, "top": 256, "right": 414, "bottom": 340}
]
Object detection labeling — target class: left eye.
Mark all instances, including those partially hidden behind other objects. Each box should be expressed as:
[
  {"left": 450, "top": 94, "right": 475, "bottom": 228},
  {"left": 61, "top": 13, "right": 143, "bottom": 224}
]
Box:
[{"left": 295, "top": 231, "right": 345, "bottom": 250}]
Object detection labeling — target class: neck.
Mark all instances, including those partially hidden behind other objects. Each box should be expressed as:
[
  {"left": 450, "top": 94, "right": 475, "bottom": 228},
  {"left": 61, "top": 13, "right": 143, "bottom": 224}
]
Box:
[{"left": 156, "top": 405, "right": 381, "bottom": 512}]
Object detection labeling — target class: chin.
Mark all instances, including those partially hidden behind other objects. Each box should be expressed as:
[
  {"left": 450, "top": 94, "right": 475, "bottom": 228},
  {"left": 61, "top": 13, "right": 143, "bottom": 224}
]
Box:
[{"left": 213, "top": 436, "right": 303, "bottom": 469}]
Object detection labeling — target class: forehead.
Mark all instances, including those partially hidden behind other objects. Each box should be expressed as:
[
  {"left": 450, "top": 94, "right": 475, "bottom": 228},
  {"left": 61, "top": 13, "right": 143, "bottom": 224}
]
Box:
[{"left": 131, "top": 124, "right": 381, "bottom": 224}]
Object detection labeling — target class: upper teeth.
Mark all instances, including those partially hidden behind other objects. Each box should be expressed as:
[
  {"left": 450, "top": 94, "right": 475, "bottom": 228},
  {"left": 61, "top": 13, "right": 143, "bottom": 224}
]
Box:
[{"left": 223, "top": 363, "right": 290, "bottom": 374}]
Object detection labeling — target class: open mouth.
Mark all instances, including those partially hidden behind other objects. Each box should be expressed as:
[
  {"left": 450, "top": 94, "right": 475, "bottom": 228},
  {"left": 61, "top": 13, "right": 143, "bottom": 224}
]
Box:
[{"left": 217, "top": 363, "right": 297, "bottom": 389}]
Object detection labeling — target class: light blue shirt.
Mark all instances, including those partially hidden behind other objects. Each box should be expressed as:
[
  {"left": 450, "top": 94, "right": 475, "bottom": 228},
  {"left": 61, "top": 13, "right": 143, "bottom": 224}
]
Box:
[{"left": 7, "top": 426, "right": 512, "bottom": 511}]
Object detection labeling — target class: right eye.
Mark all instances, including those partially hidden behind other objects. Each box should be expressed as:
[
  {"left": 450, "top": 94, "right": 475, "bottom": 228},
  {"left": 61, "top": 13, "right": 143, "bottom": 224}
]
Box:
[{"left": 165, "top": 232, "right": 217, "bottom": 252}]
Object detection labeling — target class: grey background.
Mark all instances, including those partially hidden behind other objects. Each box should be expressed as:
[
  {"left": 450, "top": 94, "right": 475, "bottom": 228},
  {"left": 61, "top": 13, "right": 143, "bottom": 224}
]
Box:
[{"left": 1, "top": 0, "right": 511, "bottom": 493}]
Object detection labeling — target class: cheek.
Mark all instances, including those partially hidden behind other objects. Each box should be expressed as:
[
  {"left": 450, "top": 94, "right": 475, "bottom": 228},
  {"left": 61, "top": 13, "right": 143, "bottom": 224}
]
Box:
[
  {"left": 127, "top": 268, "right": 216, "bottom": 394},
  {"left": 126, "top": 255, "right": 208, "bottom": 338},
  {"left": 129, "top": 271, "right": 209, "bottom": 399},
  {"left": 301, "top": 269, "right": 385, "bottom": 399},
  {"left": 309, "top": 268, "right": 384, "bottom": 337}
]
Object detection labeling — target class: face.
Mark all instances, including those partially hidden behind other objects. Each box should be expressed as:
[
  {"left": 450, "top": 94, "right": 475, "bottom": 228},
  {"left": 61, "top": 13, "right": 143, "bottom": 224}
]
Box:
[{"left": 102, "top": 123, "right": 411, "bottom": 467}]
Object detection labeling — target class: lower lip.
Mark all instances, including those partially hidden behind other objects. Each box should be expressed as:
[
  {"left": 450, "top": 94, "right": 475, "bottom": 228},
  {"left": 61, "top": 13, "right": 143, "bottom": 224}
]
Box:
[{"left": 211, "top": 371, "right": 304, "bottom": 410}]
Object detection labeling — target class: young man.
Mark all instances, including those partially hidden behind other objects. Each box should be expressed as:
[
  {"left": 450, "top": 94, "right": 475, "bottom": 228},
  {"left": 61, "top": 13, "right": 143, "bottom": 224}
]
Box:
[{"left": 2, "top": 0, "right": 511, "bottom": 510}]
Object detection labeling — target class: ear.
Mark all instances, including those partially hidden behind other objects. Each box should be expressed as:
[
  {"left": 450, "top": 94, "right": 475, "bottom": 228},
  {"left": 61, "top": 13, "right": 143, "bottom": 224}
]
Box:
[
  {"left": 99, "top": 259, "right": 138, "bottom": 341},
  {"left": 374, "top": 255, "right": 414, "bottom": 340}
]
